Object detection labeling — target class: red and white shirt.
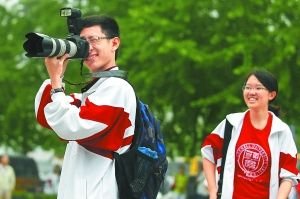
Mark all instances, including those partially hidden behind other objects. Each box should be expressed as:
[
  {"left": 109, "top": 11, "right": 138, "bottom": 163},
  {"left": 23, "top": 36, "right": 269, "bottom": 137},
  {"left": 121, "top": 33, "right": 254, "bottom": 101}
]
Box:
[
  {"left": 233, "top": 112, "right": 272, "bottom": 199},
  {"left": 35, "top": 68, "right": 136, "bottom": 199},
  {"left": 201, "top": 111, "right": 300, "bottom": 199}
]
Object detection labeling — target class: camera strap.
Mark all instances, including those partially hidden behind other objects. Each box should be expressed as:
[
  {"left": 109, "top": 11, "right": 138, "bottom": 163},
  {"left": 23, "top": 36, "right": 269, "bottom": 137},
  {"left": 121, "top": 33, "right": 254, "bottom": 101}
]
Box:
[{"left": 92, "top": 70, "right": 128, "bottom": 80}]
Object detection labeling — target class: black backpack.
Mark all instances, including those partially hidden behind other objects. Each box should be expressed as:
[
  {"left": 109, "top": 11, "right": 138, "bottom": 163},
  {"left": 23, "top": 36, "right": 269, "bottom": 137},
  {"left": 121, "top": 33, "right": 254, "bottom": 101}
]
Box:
[{"left": 94, "top": 70, "right": 168, "bottom": 199}]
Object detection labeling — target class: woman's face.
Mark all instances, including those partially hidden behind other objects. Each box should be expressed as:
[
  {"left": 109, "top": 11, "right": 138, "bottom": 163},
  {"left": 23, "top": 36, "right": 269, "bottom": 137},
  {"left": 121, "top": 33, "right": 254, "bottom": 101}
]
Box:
[{"left": 243, "top": 75, "right": 277, "bottom": 111}]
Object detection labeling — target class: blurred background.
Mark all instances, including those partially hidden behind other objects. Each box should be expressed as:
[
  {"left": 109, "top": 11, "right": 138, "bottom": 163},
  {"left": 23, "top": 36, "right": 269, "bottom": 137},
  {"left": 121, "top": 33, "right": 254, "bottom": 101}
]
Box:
[{"left": 0, "top": 0, "right": 300, "bottom": 198}]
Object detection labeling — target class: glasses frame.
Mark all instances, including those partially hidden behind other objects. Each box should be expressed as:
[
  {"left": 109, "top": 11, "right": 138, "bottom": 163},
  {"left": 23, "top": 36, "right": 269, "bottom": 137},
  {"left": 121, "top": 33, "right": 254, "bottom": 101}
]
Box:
[
  {"left": 82, "top": 35, "right": 114, "bottom": 45},
  {"left": 242, "top": 85, "right": 268, "bottom": 92}
]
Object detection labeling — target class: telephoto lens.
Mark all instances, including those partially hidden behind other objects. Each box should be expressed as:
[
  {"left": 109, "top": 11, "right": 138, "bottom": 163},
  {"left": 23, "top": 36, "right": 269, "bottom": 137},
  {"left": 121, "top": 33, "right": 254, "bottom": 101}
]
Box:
[{"left": 23, "top": 32, "right": 89, "bottom": 59}]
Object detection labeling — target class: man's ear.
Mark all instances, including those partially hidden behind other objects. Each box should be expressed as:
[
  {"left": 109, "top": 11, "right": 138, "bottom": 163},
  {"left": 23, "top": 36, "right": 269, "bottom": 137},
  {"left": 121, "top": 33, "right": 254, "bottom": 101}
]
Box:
[{"left": 111, "top": 37, "right": 120, "bottom": 51}]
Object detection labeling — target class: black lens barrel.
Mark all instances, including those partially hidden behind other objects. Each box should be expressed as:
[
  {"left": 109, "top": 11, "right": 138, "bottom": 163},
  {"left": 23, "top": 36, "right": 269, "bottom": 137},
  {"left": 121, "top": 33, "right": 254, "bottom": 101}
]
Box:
[{"left": 23, "top": 32, "right": 89, "bottom": 59}]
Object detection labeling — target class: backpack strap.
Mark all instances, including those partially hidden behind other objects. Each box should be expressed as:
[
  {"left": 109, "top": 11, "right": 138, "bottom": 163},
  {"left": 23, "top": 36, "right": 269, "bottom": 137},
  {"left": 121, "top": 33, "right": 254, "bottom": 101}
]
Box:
[
  {"left": 91, "top": 69, "right": 140, "bottom": 154},
  {"left": 217, "top": 119, "right": 233, "bottom": 199}
]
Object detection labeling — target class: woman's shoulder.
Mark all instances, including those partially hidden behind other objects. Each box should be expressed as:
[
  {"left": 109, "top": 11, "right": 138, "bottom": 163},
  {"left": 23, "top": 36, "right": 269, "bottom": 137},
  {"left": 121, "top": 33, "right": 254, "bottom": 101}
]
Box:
[
  {"left": 225, "top": 111, "right": 247, "bottom": 126},
  {"left": 270, "top": 113, "right": 291, "bottom": 133}
]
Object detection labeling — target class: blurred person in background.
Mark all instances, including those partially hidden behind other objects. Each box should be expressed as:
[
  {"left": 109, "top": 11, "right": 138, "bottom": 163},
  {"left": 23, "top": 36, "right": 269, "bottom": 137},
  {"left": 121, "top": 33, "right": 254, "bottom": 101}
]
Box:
[
  {"left": 0, "top": 154, "right": 16, "bottom": 199},
  {"left": 195, "top": 160, "right": 209, "bottom": 199},
  {"left": 187, "top": 156, "right": 200, "bottom": 199},
  {"left": 44, "top": 164, "right": 61, "bottom": 194},
  {"left": 173, "top": 164, "right": 188, "bottom": 199}
]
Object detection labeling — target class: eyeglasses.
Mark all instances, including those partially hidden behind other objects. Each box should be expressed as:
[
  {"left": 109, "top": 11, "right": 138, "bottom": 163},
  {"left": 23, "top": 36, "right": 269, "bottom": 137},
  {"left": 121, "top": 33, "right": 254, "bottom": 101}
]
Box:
[
  {"left": 242, "top": 85, "right": 267, "bottom": 92},
  {"left": 82, "top": 35, "right": 113, "bottom": 45}
]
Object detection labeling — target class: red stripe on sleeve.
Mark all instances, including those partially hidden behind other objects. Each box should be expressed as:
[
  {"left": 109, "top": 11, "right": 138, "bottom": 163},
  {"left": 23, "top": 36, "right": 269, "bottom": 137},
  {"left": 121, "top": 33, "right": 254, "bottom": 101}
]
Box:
[
  {"left": 36, "top": 84, "right": 52, "bottom": 129},
  {"left": 279, "top": 152, "right": 299, "bottom": 175},
  {"left": 77, "top": 99, "right": 132, "bottom": 151},
  {"left": 202, "top": 133, "right": 224, "bottom": 163}
]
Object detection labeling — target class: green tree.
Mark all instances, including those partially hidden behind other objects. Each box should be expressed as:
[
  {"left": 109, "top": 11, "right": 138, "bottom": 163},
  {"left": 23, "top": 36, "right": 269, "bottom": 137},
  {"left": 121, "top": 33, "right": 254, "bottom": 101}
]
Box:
[{"left": 0, "top": 0, "right": 299, "bottom": 157}]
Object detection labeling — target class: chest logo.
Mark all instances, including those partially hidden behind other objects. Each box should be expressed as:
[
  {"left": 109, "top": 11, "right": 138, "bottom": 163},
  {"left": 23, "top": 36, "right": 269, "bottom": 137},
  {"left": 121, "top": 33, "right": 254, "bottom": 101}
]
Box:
[{"left": 236, "top": 143, "right": 268, "bottom": 178}]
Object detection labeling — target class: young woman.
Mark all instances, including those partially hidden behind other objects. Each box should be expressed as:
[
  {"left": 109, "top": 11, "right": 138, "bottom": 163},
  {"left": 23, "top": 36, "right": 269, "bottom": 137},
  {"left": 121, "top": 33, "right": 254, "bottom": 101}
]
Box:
[{"left": 201, "top": 69, "right": 299, "bottom": 199}]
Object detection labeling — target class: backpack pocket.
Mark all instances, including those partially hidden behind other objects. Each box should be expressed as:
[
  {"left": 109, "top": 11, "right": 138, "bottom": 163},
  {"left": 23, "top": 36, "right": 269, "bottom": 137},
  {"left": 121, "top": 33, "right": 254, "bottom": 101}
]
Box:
[{"left": 129, "top": 150, "right": 156, "bottom": 198}]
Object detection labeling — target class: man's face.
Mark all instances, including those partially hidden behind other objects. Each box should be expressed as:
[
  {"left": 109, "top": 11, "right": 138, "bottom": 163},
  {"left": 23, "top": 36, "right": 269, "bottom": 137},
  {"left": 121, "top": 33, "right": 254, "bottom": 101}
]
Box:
[{"left": 80, "top": 25, "right": 120, "bottom": 72}]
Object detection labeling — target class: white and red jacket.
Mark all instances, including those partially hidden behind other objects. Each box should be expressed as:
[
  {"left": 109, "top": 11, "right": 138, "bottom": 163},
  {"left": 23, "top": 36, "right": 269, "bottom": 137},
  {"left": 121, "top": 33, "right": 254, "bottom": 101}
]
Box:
[
  {"left": 201, "top": 111, "right": 300, "bottom": 199},
  {"left": 35, "top": 69, "right": 136, "bottom": 199}
]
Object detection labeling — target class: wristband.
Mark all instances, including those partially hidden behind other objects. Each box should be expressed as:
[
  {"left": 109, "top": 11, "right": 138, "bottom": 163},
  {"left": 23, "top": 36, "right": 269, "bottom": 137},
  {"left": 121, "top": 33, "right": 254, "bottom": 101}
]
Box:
[{"left": 50, "top": 87, "right": 64, "bottom": 95}]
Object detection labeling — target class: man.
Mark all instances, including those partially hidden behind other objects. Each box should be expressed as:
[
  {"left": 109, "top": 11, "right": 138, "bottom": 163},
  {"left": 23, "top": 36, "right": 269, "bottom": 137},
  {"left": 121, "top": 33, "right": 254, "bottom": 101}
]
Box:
[
  {"left": 0, "top": 154, "right": 16, "bottom": 199},
  {"left": 35, "top": 15, "right": 136, "bottom": 199}
]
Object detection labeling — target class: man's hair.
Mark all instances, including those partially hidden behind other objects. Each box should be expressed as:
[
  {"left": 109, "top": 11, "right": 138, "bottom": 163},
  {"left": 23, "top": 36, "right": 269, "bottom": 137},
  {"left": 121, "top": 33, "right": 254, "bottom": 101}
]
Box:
[
  {"left": 80, "top": 15, "right": 120, "bottom": 59},
  {"left": 80, "top": 15, "right": 120, "bottom": 38}
]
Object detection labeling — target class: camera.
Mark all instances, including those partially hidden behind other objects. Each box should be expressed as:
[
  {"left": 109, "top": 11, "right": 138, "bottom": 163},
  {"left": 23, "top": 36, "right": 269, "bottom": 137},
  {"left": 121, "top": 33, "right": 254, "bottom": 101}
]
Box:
[{"left": 23, "top": 8, "right": 89, "bottom": 59}]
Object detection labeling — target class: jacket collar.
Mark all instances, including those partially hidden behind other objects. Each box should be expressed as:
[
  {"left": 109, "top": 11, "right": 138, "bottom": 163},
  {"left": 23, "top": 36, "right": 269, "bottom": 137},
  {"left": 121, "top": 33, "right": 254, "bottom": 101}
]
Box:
[
  {"left": 81, "top": 67, "right": 120, "bottom": 93},
  {"left": 226, "top": 110, "right": 287, "bottom": 135}
]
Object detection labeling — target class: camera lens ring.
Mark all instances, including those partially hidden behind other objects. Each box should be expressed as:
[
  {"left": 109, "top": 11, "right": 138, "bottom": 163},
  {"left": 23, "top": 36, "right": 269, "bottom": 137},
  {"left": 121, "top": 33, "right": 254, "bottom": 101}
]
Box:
[
  {"left": 57, "top": 39, "right": 66, "bottom": 57},
  {"left": 49, "top": 38, "right": 57, "bottom": 57},
  {"left": 68, "top": 41, "right": 77, "bottom": 57}
]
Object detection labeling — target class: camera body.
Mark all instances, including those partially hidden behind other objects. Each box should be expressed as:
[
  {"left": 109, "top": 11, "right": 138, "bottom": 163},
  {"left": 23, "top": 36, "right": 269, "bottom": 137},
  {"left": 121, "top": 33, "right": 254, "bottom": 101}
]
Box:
[{"left": 23, "top": 8, "right": 89, "bottom": 59}]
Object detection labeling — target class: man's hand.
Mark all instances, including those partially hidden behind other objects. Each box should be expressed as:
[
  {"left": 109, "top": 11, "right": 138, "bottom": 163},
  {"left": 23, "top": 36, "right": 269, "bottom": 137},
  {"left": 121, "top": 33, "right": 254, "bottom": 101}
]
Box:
[{"left": 44, "top": 54, "right": 69, "bottom": 88}]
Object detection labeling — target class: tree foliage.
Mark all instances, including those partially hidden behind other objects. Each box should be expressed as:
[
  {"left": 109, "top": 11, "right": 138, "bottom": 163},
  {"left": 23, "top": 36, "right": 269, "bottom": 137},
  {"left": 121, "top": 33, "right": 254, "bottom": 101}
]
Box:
[{"left": 0, "top": 0, "right": 299, "bottom": 157}]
